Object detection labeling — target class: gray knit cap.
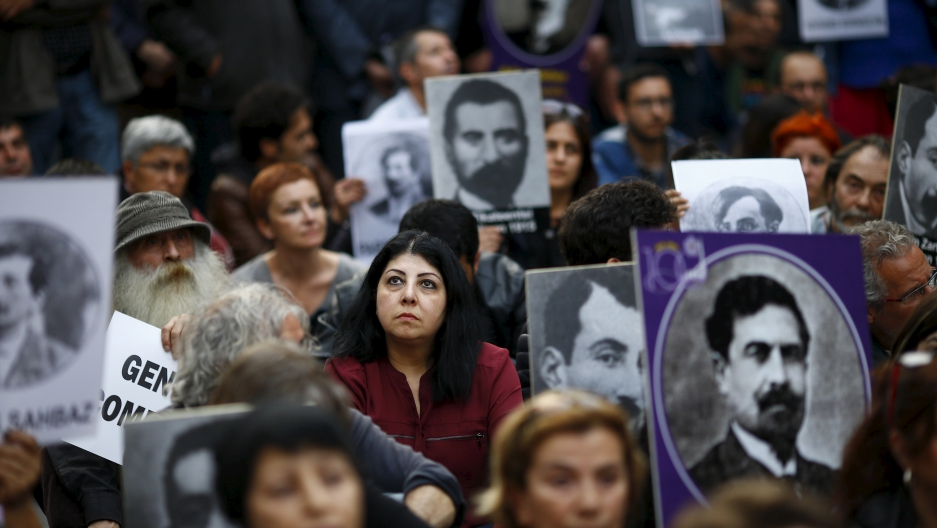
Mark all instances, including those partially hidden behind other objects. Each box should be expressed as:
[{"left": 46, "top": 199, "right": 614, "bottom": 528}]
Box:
[{"left": 115, "top": 191, "right": 211, "bottom": 252}]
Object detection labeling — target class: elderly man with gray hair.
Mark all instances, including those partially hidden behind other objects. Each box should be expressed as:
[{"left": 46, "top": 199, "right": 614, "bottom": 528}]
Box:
[
  {"left": 170, "top": 283, "right": 465, "bottom": 528},
  {"left": 120, "top": 115, "right": 233, "bottom": 268},
  {"left": 851, "top": 220, "right": 937, "bottom": 364}
]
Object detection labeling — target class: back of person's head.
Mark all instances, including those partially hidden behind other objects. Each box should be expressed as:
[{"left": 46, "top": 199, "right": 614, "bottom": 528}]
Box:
[
  {"left": 333, "top": 230, "right": 484, "bottom": 403},
  {"left": 476, "top": 390, "right": 646, "bottom": 528},
  {"left": 44, "top": 159, "right": 106, "bottom": 176},
  {"left": 121, "top": 115, "right": 194, "bottom": 164},
  {"left": 884, "top": 65, "right": 937, "bottom": 120},
  {"left": 215, "top": 404, "right": 360, "bottom": 525},
  {"left": 836, "top": 357, "right": 937, "bottom": 518},
  {"left": 671, "top": 140, "right": 730, "bottom": 161},
  {"left": 399, "top": 199, "right": 479, "bottom": 262},
  {"left": 173, "top": 283, "right": 309, "bottom": 408},
  {"left": 771, "top": 111, "right": 841, "bottom": 157},
  {"left": 208, "top": 340, "right": 350, "bottom": 425},
  {"left": 824, "top": 134, "right": 890, "bottom": 190},
  {"left": 233, "top": 83, "right": 309, "bottom": 163},
  {"left": 543, "top": 100, "right": 598, "bottom": 200},
  {"left": 673, "top": 479, "right": 839, "bottom": 528},
  {"left": 559, "top": 181, "right": 677, "bottom": 265},
  {"left": 736, "top": 94, "right": 802, "bottom": 158},
  {"left": 0, "top": 114, "right": 18, "bottom": 130},
  {"left": 849, "top": 220, "right": 917, "bottom": 310},
  {"left": 892, "top": 292, "right": 937, "bottom": 354},
  {"left": 618, "top": 63, "right": 670, "bottom": 104}
]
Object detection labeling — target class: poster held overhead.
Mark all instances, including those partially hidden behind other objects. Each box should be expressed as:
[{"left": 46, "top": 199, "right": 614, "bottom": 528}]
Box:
[
  {"left": 526, "top": 263, "right": 647, "bottom": 433},
  {"left": 673, "top": 159, "right": 810, "bottom": 234},
  {"left": 426, "top": 70, "right": 551, "bottom": 235},
  {"left": 0, "top": 177, "right": 118, "bottom": 444},
  {"left": 342, "top": 118, "right": 432, "bottom": 263},
  {"left": 884, "top": 84, "right": 937, "bottom": 266},
  {"left": 797, "top": 0, "right": 888, "bottom": 42},
  {"left": 632, "top": 0, "right": 724, "bottom": 46},
  {"left": 634, "top": 230, "right": 871, "bottom": 528}
]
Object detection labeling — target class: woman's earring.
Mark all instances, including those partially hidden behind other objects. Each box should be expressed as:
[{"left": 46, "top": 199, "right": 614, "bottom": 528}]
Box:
[{"left": 904, "top": 469, "right": 913, "bottom": 485}]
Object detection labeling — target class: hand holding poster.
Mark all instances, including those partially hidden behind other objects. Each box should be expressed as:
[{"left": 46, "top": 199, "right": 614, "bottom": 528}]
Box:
[
  {"left": 426, "top": 70, "right": 551, "bottom": 235},
  {"left": 66, "top": 312, "right": 176, "bottom": 464},
  {"left": 673, "top": 159, "right": 810, "bottom": 234},
  {"left": 0, "top": 178, "right": 117, "bottom": 444},
  {"left": 342, "top": 118, "right": 432, "bottom": 263},
  {"left": 634, "top": 231, "right": 871, "bottom": 527}
]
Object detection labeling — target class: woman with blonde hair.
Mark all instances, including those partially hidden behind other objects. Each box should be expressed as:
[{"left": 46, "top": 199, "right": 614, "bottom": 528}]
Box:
[{"left": 476, "top": 390, "right": 645, "bottom": 528}]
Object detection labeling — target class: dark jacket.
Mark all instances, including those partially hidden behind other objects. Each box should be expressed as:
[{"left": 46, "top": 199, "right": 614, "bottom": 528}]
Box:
[
  {"left": 143, "top": 0, "right": 313, "bottom": 111},
  {"left": 316, "top": 252, "right": 527, "bottom": 356},
  {"left": 689, "top": 428, "right": 836, "bottom": 496},
  {"left": 0, "top": 1, "right": 140, "bottom": 115},
  {"left": 852, "top": 487, "right": 918, "bottom": 528}
]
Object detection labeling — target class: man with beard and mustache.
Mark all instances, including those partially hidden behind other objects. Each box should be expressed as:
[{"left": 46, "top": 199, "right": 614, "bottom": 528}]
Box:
[
  {"left": 689, "top": 275, "right": 834, "bottom": 496},
  {"left": 887, "top": 97, "right": 937, "bottom": 240},
  {"left": 592, "top": 64, "right": 689, "bottom": 188},
  {"left": 442, "top": 79, "right": 530, "bottom": 210},
  {"left": 811, "top": 135, "right": 890, "bottom": 234}
]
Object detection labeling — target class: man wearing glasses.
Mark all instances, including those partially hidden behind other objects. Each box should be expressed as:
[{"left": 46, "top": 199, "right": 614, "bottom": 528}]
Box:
[
  {"left": 853, "top": 220, "right": 937, "bottom": 365},
  {"left": 121, "top": 116, "right": 234, "bottom": 269},
  {"left": 592, "top": 63, "right": 689, "bottom": 188}
]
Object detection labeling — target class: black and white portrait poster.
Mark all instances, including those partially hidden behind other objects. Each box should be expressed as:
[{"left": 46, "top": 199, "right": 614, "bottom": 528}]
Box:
[
  {"left": 123, "top": 406, "right": 248, "bottom": 528},
  {"left": 527, "top": 264, "right": 647, "bottom": 432},
  {"left": 0, "top": 178, "right": 118, "bottom": 443},
  {"left": 343, "top": 117, "right": 432, "bottom": 263},
  {"left": 885, "top": 85, "right": 937, "bottom": 266},
  {"left": 797, "top": 0, "right": 887, "bottom": 42},
  {"left": 635, "top": 231, "right": 871, "bottom": 527},
  {"left": 426, "top": 70, "right": 551, "bottom": 234},
  {"left": 674, "top": 159, "right": 810, "bottom": 234},
  {"left": 632, "top": 0, "right": 724, "bottom": 46}
]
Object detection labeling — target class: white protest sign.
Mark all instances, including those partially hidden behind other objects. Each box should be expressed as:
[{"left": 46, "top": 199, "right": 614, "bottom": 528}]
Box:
[
  {"left": 798, "top": 0, "right": 888, "bottom": 42},
  {"left": 0, "top": 178, "right": 117, "bottom": 444},
  {"left": 66, "top": 312, "right": 176, "bottom": 464}
]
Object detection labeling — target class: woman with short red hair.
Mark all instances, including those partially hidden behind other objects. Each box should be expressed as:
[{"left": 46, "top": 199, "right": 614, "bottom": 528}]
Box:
[
  {"left": 772, "top": 112, "right": 842, "bottom": 210},
  {"left": 232, "top": 162, "right": 365, "bottom": 335}
]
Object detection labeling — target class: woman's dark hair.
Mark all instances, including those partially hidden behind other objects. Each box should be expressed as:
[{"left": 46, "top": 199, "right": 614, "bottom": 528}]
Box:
[
  {"left": 332, "top": 230, "right": 485, "bottom": 402},
  {"left": 215, "top": 404, "right": 360, "bottom": 524},
  {"left": 834, "top": 359, "right": 937, "bottom": 519},
  {"left": 893, "top": 292, "right": 937, "bottom": 355},
  {"left": 543, "top": 108, "right": 598, "bottom": 201}
]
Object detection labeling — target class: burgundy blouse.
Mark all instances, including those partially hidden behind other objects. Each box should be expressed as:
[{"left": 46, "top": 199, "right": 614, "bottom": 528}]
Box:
[{"left": 326, "top": 343, "right": 523, "bottom": 526}]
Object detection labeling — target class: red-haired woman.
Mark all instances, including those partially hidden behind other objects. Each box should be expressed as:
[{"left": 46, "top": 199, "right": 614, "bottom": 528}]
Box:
[{"left": 772, "top": 111, "right": 842, "bottom": 211}]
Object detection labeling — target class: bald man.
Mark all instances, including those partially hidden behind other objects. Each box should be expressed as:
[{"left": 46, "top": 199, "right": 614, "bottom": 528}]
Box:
[{"left": 779, "top": 52, "right": 828, "bottom": 114}]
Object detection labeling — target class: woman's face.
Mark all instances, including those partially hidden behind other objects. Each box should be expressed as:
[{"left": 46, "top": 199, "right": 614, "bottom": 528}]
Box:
[
  {"left": 247, "top": 447, "right": 364, "bottom": 528},
  {"left": 545, "top": 121, "right": 583, "bottom": 195},
  {"left": 261, "top": 179, "right": 327, "bottom": 249},
  {"left": 512, "top": 428, "right": 629, "bottom": 528},
  {"left": 376, "top": 253, "right": 448, "bottom": 345},
  {"left": 780, "top": 136, "right": 831, "bottom": 210}
]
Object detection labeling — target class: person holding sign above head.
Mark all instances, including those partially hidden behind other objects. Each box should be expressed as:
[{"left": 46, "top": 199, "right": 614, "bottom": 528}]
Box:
[
  {"left": 325, "top": 230, "right": 523, "bottom": 527},
  {"left": 475, "top": 390, "right": 646, "bottom": 528}
]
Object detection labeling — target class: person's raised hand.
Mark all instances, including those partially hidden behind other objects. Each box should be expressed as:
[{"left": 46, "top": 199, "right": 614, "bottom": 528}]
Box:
[
  {"left": 330, "top": 178, "right": 367, "bottom": 223},
  {"left": 478, "top": 226, "right": 504, "bottom": 254},
  {"left": 664, "top": 189, "right": 689, "bottom": 231},
  {"left": 161, "top": 314, "right": 191, "bottom": 360},
  {"left": 0, "top": 430, "right": 40, "bottom": 508}
]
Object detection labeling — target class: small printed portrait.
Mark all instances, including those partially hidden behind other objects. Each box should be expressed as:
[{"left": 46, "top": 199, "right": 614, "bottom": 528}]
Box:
[
  {"left": 529, "top": 265, "right": 646, "bottom": 430},
  {"left": 494, "top": 0, "right": 594, "bottom": 56},
  {"left": 123, "top": 412, "right": 242, "bottom": 528},
  {"left": 889, "top": 89, "right": 937, "bottom": 240},
  {"left": 369, "top": 140, "right": 430, "bottom": 226},
  {"left": 638, "top": 0, "right": 720, "bottom": 44},
  {"left": 682, "top": 179, "right": 807, "bottom": 233},
  {"left": 815, "top": 0, "right": 870, "bottom": 9},
  {"left": 660, "top": 253, "right": 865, "bottom": 498},
  {"left": 0, "top": 220, "right": 100, "bottom": 390}
]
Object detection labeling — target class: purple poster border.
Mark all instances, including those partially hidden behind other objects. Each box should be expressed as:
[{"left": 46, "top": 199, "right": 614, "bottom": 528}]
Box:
[{"left": 634, "top": 231, "right": 873, "bottom": 528}]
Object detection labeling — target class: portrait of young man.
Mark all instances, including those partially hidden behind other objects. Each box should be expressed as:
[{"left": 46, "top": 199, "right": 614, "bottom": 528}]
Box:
[
  {"left": 369, "top": 142, "right": 428, "bottom": 227},
  {"left": 886, "top": 88, "right": 937, "bottom": 240},
  {"left": 713, "top": 186, "right": 784, "bottom": 233}
]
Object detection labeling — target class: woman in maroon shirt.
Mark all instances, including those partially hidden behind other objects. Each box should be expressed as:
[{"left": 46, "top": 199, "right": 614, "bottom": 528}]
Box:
[{"left": 325, "top": 230, "right": 523, "bottom": 527}]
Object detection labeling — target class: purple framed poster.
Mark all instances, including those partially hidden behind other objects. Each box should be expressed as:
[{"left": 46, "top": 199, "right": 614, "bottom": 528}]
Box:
[
  {"left": 634, "top": 230, "right": 871, "bottom": 527},
  {"left": 481, "top": 0, "right": 603, "bottom": 106}
]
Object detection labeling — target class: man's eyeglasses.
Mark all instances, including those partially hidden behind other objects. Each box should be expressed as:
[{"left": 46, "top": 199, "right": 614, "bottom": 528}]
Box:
[
  {"left": 542, "top": 99, "right": 584, "bottom": 119},
  {"left": 887, "top": 350, "right": 935, "bottom": 426},
  {"left": 140, "top": 161, "right": 190, "bottom": 176},
  {"left": 884, "top": 267, "right": 937, "bottom": 305}
]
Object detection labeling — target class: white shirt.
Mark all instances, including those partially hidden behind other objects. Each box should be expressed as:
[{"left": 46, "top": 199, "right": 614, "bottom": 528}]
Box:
[
  {"left": 731, "top": 422, "right": 797, "bottom": 477},
  {"left": 369, "top": 88, "right": 424, "bottom": 122}
]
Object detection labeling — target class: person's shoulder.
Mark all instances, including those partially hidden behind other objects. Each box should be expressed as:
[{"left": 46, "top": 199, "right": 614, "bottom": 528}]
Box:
[
  {"left": 336, "top": 252, "right": 367, "bottom": 279},
  {"left": 231, "top": 253, "right": 272, "bottom": 283},
  {"left": 688, "top": 439, "right": 729, "bottom": 493},
  {"left": 326, "top": 354, "right": 367, "bottom": 374},
  {"left": 797, "top": 452, "right": 836, "bottom": 489},
  {"left": 594, "top": 124, "right": 626, "bottom": 146},
  {"left": 477, "top": 252, "right": 525, "bottom": 285},
  {"left": 667, "top": 126, "right": 692, "bottom": 146},
  {"left": 476, "top": 343, "right": 512, "bottom": 369}
]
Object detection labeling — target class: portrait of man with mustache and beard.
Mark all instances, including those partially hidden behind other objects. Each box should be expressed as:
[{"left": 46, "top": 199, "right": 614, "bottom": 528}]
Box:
[
  {"left": 886, "top": 86, "right": 937, "bottom": 242},
  {"left": 687, "top": 274, "right": 835, "bottom": 495},
  {"left": 427, "top": 73, "right": 551, "bottom": 213}
]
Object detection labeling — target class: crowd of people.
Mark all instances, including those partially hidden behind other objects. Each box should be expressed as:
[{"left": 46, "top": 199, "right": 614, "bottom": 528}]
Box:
[{"left": 3, "top": 0, "right": 937, "bottom": 527}]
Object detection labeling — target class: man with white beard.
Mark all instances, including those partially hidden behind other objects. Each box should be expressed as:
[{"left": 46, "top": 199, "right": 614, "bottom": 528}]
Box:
[
  {"left": 112, "top": 190, "right": 229, "bottom": 328},
  {"left": 39, "top": 191, "right": 230, "bottom": 528}
]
